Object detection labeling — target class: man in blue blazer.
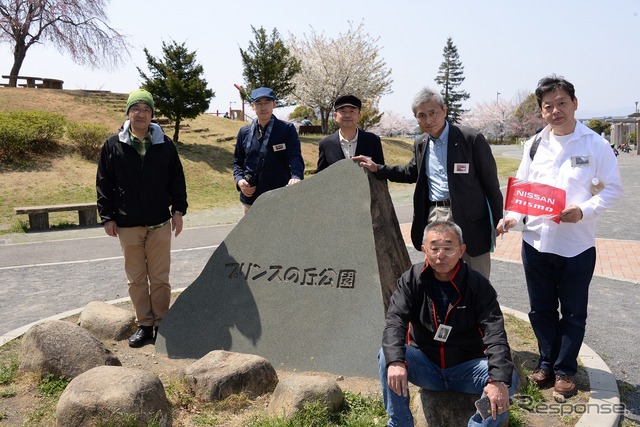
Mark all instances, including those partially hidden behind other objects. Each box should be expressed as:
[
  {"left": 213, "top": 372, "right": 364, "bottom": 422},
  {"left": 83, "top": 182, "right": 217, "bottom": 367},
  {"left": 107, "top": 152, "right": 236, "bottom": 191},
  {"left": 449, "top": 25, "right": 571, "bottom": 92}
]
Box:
[
  {"left": 316, "top": 95, "right": 385, "bottom": 172},
  {"left": 355, "top": 88, "right": 502, "bottom": 279},
  {"left": 233, "top": 87, "right": 304, "bottom": 213}
]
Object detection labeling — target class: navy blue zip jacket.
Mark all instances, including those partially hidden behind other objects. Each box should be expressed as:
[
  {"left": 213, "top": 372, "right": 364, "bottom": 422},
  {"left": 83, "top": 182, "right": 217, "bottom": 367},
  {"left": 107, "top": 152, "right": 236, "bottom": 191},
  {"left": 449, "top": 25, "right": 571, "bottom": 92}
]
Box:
[{"left": 232, "top": 115, "right": 304, "bottom": 205}]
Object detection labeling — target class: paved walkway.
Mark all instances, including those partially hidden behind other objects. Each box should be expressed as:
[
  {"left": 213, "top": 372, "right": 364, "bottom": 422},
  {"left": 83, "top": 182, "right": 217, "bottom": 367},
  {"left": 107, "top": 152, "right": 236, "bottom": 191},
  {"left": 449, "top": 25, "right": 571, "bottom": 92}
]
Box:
[
  {"left": 400, "top": 224, "right": 640, "bottom": 284},
  {"left": 0, "top": 147, "right": 637, "bottom": 426}
]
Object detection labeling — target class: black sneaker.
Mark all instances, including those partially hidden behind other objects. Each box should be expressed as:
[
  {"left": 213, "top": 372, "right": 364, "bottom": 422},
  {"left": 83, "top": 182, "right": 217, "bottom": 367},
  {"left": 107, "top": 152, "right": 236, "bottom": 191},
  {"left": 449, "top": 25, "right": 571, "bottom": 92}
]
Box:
[{"left": 128, "top": 326, "right": 155, "bottom": 348}]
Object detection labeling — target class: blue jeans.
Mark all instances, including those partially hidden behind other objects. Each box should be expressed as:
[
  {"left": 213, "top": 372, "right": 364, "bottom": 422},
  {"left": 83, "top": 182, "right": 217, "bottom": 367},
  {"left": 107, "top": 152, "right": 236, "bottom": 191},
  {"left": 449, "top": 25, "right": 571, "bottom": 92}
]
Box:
[
  {"left": 521, "top": 241, "right": 596, "bottom": 375},
  {"left": 378, "top": 346, "right": 518, "bottom": 427}
]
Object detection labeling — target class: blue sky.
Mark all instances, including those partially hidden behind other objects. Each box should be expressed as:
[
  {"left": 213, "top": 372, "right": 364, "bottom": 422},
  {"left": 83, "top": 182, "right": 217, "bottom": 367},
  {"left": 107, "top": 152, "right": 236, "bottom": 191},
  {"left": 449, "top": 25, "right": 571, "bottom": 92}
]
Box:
[{"left": 1, "top": 0, "right": 639, "bottom": 120}]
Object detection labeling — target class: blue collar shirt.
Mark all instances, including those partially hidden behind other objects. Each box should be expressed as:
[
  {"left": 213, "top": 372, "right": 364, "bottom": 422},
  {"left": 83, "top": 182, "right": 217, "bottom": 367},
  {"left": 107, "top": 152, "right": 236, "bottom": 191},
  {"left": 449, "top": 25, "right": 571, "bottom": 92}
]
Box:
[{"left": 424, "top": 121, "right": 450, "bottom": 202}]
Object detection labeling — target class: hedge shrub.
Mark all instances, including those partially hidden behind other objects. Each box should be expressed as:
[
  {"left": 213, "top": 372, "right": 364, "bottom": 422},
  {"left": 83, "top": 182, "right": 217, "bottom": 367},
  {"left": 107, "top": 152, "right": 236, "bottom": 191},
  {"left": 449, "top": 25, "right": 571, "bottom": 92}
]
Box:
[
  {"left": 0, "top": 111, "right": 66, "bottom": 162},
  {"left": 67, "top": 122, "right": 111, "bottom": 161}
]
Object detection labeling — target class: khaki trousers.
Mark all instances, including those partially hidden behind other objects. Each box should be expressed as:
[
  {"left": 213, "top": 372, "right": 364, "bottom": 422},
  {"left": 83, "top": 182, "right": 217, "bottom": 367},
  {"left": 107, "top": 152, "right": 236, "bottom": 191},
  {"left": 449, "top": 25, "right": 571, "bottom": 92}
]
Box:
[
  {"left": 118, "top": 222, "right": 172, "bottom": 327},
  {"left": 427, "top": 206, "right": 491, "bottom": 279}
]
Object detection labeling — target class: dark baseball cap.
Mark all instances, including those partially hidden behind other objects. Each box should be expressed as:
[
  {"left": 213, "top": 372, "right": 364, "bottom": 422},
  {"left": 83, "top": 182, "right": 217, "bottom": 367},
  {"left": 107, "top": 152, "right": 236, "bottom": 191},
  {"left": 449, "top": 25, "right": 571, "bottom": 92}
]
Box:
[
  {"left": 334, "top": 94, "right": 362, "bottom": 110},
  {"left": 251, "top": 87, "right": 276, "bottom": 102}
]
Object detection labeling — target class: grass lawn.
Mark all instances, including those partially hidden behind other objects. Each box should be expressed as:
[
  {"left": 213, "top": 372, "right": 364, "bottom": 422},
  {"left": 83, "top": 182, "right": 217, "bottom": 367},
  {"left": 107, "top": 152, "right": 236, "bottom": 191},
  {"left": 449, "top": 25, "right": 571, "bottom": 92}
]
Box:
[{"left": 0, "top": 88, "right": 519, "bottom": 233}]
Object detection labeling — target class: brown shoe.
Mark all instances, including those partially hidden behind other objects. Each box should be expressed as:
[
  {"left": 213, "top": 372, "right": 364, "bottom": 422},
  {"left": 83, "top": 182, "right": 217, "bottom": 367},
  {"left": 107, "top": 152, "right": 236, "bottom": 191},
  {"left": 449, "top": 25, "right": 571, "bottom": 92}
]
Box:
[
  {"left": 528, "top": 368, "right": 554, "bottom": 388},
  {"left": 554, "top": 374, "right": 577, "bottom": 398}
]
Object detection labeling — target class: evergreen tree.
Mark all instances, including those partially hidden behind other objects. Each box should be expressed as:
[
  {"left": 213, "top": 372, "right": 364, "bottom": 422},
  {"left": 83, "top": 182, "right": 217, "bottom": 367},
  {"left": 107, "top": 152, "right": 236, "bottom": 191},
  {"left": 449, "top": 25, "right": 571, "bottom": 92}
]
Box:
[
  {"left": 239, "top": 26, "right": 301, "bottom": 105},
  {"left": 434, "top": 37, "right": 470, "bottom": 124},
  {"left": 358, "top": 99, "right": 384, "bottom": 131},
  {"left": 138, "top": 40, "right": 214, "bottom": 143},
  {"left": 288, "top": 105, "right": 317, "bottom": 122}
]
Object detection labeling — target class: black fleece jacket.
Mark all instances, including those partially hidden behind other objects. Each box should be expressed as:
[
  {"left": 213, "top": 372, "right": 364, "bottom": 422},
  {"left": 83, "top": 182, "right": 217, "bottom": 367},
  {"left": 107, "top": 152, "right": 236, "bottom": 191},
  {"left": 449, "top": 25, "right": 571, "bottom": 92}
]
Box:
[{"left": 382, "top": 260, "right": 513, "bottom": 385}]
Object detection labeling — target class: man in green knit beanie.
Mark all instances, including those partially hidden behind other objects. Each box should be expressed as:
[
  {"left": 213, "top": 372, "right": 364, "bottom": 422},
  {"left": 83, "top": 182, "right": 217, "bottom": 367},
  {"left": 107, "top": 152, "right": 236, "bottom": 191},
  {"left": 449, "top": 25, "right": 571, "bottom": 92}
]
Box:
[{"left": 96, "top": 88, "right": 188, "bottom": 348}]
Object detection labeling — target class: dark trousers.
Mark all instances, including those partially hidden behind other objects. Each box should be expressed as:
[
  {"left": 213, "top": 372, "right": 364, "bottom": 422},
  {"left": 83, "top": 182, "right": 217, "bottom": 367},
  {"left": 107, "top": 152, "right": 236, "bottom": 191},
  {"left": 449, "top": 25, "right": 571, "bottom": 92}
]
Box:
[{"left": 521, "top": 241, "right": 596, "bottom": 375}]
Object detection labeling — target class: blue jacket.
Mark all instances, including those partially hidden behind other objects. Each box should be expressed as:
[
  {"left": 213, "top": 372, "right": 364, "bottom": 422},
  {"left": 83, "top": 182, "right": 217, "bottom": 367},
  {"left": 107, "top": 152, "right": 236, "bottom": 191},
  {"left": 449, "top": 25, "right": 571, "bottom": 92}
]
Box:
[{"left": 233, "top": 115, "right": 304, "bottom": 205}]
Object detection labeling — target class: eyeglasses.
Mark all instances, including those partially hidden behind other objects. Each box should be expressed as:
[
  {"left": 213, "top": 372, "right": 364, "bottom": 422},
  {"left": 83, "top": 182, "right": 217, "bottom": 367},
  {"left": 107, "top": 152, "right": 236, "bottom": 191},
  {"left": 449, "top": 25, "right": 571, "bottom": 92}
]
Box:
[
  {"left": 130, "top": 107, "right": 152, "bottom": 115},
  {"left": 426, "top": 246, "right": 459, "bottom": 257},
  {"left": 253, "top": 100, "right": 273, "bottom": 108}
]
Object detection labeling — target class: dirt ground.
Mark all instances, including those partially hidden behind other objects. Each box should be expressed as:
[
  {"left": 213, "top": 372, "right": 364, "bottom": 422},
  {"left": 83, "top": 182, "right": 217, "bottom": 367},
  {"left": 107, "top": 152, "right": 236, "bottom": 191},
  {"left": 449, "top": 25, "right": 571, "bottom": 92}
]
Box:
[
  {"left": 0, "top": 317, "right": 382, "bottom": 426},
  {"left": 0, "top": 311, "right": 590, "bottom": 426}
]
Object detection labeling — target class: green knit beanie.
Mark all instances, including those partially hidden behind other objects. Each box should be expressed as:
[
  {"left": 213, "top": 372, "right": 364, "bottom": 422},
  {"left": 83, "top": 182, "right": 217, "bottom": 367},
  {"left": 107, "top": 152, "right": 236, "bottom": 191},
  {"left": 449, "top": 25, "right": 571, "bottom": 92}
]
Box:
[{"left": 126, "top": 89, "right": 154, "bottom": 116}]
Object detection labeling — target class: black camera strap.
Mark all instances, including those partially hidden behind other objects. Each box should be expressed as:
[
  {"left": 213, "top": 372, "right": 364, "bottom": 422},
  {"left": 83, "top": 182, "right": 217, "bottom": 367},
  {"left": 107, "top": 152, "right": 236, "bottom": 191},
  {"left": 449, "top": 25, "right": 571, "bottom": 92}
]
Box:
[{"left": 244, "top": 116, "right": 275, "bottom": 178}]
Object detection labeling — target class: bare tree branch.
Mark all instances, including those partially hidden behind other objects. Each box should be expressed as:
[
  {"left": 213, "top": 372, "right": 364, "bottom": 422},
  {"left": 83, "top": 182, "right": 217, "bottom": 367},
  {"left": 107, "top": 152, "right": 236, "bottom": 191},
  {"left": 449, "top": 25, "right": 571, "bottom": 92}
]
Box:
[{"left": 0, "top": 0, "right": 129, "bottom": 82}]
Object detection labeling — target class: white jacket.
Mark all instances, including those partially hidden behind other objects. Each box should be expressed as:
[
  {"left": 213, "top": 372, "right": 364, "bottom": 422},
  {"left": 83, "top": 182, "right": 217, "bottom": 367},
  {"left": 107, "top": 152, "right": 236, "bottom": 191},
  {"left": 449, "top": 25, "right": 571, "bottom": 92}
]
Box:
[{"left": 506, "top": 120, "right": 622, "bottom": 257}]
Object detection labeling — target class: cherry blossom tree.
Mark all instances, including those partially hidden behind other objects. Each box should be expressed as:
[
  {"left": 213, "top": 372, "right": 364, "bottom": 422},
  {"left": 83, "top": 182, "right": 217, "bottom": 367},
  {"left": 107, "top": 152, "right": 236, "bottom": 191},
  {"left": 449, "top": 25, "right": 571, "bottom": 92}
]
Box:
[
  {"left": 461, "top": 98, "right": 515, "bottom": 142},
  {"left": 370, "top": 111, "right": 415, "bottom": 137},
  {"left": 511, "top": 91, "right": 545, "bottom": 137},
  {"left": 287, "top": 21, "right": 393, "bottom": 134},
  {"left": 0, "top": 0, "right": 128, "bottom": 83}
]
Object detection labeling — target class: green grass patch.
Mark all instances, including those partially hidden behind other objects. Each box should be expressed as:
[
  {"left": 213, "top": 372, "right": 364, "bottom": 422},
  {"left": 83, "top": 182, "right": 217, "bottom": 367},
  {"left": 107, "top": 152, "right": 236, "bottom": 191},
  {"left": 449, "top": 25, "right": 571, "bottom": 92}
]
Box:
[
  {"left": 0, "top": 386, "right": 16, "bottom": 397},
  {"left": 38, "top": 374, "right": 69, "bottom": 398},
  {"left": 246, "top": 391, "right": 385, "bottom": 427},
  {"left": 0, "top": 353, "right": 18, "bottom": 385}
]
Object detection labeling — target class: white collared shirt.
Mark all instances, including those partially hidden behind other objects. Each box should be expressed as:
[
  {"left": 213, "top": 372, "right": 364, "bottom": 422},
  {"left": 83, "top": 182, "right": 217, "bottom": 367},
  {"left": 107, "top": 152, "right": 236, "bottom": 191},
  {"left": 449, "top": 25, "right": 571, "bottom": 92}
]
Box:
[
  {"left": 506, "top": 120, "right": 623, "bottom": 257},
  {"left": 339, "top": 129, "right": 359, "bottom": 159}
]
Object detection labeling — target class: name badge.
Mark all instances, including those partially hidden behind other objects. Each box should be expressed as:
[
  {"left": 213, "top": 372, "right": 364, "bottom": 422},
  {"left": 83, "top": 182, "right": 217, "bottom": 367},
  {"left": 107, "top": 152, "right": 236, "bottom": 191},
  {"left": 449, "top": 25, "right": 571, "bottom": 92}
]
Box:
[
  {"left": 454, "top": 163, "right": 469, "bottom": 173},
  {"left": 273, "top": 143, "right": 286, "bottom": 152},
  {"left": 571, "top": 155, "right": 590, "bottom": 167},
  {"left": 434, "top": 324, "right": 452, "bottom": 342}
]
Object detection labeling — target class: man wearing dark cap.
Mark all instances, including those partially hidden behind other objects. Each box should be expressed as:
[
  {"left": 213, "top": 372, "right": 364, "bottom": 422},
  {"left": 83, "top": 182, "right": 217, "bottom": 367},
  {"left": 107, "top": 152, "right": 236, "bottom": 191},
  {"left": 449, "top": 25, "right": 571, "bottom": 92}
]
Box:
[
  {"left": 316, "top": 94, "right": 385, "bottom": 172},
  {"left": 233, "top": 87, "right": 304, "bottom": 213},
  {"left": 96, "top": 88, "right": 188, "bottom": 348}
]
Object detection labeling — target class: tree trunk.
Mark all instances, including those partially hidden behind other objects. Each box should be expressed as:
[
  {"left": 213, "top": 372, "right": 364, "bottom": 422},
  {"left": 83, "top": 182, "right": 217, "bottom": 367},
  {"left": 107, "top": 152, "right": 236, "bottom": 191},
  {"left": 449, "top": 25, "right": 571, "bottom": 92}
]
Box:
[
  {"left": 320, "top": 107, "right": 330, "bottom": 135},
  {"left": 9, "top": 42, "right": 28, "bottom": 87},
  {"left": 173, "top": 118, "right": 181, "bottom": 144}
]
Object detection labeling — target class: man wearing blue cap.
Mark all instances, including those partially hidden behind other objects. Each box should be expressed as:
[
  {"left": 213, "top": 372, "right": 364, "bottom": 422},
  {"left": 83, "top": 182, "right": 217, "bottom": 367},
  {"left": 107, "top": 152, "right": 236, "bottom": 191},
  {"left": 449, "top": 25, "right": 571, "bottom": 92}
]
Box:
[
  {"left": 97, "top": 88, "right": 188, "bottom": 348},
  {"left": 233, "top": 87, "right": 304, "bottom": 213},
  {"left": 316, "top": 94, "right": 385, "bottom": 172}
]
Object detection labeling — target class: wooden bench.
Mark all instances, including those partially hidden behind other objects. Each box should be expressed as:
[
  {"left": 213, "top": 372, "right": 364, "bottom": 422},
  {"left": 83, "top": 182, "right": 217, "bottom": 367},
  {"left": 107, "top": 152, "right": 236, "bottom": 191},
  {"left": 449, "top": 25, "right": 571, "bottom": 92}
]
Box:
[
  {"left": 40, "top": 78, "right": 64, "bottom": 89},
  {"left": 1, "top": 75, "right": 63, "bottom": 89},
  {"left": 14, "top": 203, "right": 98, "bottom": 231},
  {"left": 299, "top": 125, "right": 323, "bottom": 135},
  {"left": 2, "top": 75, "right": 41, "bottom": 88}
]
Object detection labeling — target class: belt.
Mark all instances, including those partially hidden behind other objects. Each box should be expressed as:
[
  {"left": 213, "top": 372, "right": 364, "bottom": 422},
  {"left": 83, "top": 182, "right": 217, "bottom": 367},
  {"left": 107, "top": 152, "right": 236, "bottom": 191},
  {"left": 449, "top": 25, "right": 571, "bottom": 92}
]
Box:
[
  {"left": 147, "top": 219, "right": 171, "bottom": 230},
  {"left": 430, "top": 199, "right": 451, "bottom": 207}
]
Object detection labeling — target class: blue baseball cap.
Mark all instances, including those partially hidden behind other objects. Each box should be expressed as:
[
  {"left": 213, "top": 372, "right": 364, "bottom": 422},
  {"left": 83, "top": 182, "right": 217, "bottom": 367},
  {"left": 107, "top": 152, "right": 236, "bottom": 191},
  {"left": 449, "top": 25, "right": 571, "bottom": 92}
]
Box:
[{"left": 251, "top": 87, "right": 276, "bottom": 102}]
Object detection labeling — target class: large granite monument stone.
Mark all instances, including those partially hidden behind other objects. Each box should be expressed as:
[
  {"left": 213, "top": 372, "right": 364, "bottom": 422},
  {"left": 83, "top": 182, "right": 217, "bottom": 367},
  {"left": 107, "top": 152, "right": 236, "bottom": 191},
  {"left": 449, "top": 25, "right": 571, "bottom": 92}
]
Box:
[{"left": 156, "top": 160, "right": 411, "bottom": 378}]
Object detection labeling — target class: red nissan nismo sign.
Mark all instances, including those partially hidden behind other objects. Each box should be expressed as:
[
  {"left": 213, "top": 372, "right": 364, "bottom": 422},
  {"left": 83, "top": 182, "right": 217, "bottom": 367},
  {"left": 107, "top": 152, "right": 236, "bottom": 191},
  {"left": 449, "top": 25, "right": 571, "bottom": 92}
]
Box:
[{"left": 504, "top": 177, "right": 566, "bottom": 223}]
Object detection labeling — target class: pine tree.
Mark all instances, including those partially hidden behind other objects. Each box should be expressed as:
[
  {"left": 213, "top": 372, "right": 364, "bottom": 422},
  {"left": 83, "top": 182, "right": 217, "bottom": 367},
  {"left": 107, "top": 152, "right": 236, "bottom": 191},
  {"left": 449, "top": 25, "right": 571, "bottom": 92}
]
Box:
[
  {"left": 239, "top": 26, "right": 301, "bottom": 105},
  {"left": 138, "top": 40, "right": 215, "bottom": 143},
  {"left": 434, "top": 37, "right": 470, "bottom": 124}
]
